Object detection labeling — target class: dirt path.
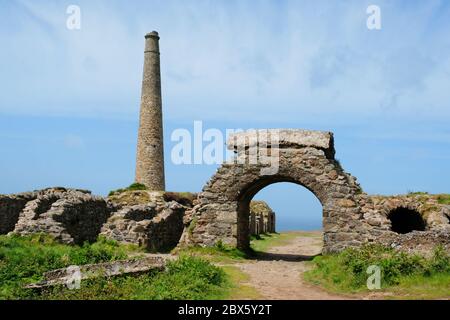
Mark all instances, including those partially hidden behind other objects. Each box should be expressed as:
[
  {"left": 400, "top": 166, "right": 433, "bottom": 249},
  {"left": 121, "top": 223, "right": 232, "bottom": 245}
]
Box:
[{"left": 231, "top": 231, "right": 350, "bottom": 300}]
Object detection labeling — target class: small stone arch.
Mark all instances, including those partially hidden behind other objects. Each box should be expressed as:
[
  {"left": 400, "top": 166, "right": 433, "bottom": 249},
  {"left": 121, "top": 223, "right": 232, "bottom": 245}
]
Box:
[{"left": 183, "top": 130, "right": 365, "bottom": 253}]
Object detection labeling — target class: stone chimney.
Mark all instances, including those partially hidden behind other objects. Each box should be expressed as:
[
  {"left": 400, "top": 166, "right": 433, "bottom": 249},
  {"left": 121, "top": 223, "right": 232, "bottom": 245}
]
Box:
[{"left": 135, "top": 31, "right": 165, "bottom": 191}]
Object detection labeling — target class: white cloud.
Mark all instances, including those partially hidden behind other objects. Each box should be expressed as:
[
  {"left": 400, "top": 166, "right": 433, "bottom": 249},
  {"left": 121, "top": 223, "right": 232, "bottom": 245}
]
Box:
[{"left": 0, "top": 0, "right": 449, "bottom": 124}]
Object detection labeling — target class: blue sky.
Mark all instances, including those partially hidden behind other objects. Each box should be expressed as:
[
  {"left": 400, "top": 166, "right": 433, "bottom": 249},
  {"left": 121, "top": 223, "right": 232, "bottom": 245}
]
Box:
[{"left": 1, "top": 0, "right": 450, "bottom": 231}]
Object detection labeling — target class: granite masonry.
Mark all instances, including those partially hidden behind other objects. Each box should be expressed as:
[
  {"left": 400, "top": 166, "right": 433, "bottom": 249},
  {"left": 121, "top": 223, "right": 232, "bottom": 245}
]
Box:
[
  {"left": 7, "top": 188, "right": 110, "bottom": 244},
  {"left": 135, "top": 31, "right": 165, "bottom": 191},
  {"left": 0, "top": 188, "right": 191, "bottom": 252},
  {"left": 100, "top": 195, "right": 187, "bottom": 252},
  {"left": 180, "top": 129, "right": 450, "bottom": 253},
  {"left": 249, "top": 201, "right": 276, "bottom": 236}
]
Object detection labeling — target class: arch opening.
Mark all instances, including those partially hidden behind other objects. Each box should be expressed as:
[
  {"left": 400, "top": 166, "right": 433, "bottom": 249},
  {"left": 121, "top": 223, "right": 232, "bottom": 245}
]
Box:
[
  {"left": 236, "top": 179, "right": 323, "bottom": 251},
  {"left": 388, "top": 207, "right": 426, "bottom": 234}
]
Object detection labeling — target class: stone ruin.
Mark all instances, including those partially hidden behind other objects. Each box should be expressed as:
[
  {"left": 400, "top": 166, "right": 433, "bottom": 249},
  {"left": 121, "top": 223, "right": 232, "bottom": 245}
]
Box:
[
  {"left": 1, "top": 188, "right": 109, "bottom": 244},
  {"left": 249, "top": 201, "right": 276, "bottom": 236},
  {"left": 0, "top": 188, "right": 191, "bottom": 252},
  {"left": 0, "top": 130, "right": 449, "bottom": 254},
  {"left": 180, "top": 129, "right": 450, "bottom": 254},
  {"left": 0, "top": 187, "right": 278, "bottom": 253},
  {"left": 2, "top": 32, "right": 448, "bottom": 256}
]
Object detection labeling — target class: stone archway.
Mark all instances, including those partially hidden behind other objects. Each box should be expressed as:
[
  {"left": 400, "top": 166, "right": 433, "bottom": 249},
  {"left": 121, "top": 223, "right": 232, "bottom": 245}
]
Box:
[
  {"left": 182, "top": 129, "right": 366, "bottom": 253},
  {"left": 236, "top": 178, "right": 326, "bottom": 251}
]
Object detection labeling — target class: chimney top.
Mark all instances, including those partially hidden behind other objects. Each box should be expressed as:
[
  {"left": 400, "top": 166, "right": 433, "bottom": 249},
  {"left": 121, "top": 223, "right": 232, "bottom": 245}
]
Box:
[{"left": 145, "top": 31, "right": 159, "bottom": 39}]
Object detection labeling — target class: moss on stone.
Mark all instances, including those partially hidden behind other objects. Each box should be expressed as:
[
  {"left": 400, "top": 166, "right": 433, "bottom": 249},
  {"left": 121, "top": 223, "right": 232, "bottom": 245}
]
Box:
[{"left": 187, "top": 217, "right": 198, "bottom": 236}]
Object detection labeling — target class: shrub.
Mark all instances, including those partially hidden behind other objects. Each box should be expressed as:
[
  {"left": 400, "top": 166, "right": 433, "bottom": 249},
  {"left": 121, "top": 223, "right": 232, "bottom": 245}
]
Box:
[{"left": 305, "top": 244, "right": 450, "bottom": 291}]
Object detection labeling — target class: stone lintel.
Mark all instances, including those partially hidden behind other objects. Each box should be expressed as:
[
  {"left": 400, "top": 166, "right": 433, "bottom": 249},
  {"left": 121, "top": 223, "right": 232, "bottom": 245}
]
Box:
[{"left": 227, "top": 129, "right": 335, "bottom": 155}]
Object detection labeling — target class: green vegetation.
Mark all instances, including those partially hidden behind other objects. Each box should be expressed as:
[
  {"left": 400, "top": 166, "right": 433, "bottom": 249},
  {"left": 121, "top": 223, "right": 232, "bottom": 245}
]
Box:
[
  {"left": 177, "top": 241, "right": 249, "bottom": 263},
  {"left": 39, "top": 255, "right": 228, "bottom": 300},
  {"left": 407, "top": 191, "right": 429, "bottom": 196},
  {"left": 0, "top": 234, "right": 230, "bottom": 300},
  {"left": 108, "top": 183, "right": 148, "bottom": 197},
  {"left": 183, "top": 232, "right": 318, "bottom": 262},
  {"left": 437, "top": 194, "right": 450, "bottom": 205},
  {"left": 221, "top": 265, "right": 261, "bottom": 299},
  {"left": 405, "top": 191, "right": 450, "bottom": 205},
  {"left": 187, "top": 217, "right": 198, "bottom": 236},
  {"left": 0, "top": 234, "right": 141, "bottom": 299},
  {"left": 304, "top": 244, "right": 450, "bottom": 299},
  {"left": 251, "top": 232, "right": 314, "bottom": 253}
]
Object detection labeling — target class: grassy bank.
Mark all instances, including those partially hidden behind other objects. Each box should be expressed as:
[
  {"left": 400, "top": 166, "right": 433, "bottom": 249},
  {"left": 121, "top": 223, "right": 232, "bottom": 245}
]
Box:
[
  {"left": 0, "top": 234, "right": 230, "bottom": 300},
  {"left": 304, "top": 244, "right": 450, "bottom": 299}
]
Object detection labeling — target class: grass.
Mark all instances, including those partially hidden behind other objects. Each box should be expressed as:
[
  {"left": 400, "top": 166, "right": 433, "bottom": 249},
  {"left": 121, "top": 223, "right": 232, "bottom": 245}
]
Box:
[
  {"left": 108, "top": 183, "right": 148, "bottom": 197},
  {"left": 0, "top": 234, "right": 231, "bottom": 300},
  {"left": 38, "top": 255, "right": 229, "bottom": 300},
  {"left": 405, "top": 191, "right": 450, "bottom": 205},
  {"left": 250, "top": 231, "right": 315, "bottom": 253},
  {"left": 385, "top": 273, "right": 450, "bottom": 299},
  {"left": 177, "top": 241, "right": 249, "bottom": 263},
  {"left": 437, "top": 194, "right": 450, "bottom": 205},
  {"left": 304, "top": 244, "right": 450, "bottom": 299},
  {"left": 221, "top": 265, "right": 261, "bottom": 299},
  {"left": 0, "top": 234, "right": 142, "bottom": 299},
  {"left": 407, "top": 191, "right": 430, "bottom": 196}
]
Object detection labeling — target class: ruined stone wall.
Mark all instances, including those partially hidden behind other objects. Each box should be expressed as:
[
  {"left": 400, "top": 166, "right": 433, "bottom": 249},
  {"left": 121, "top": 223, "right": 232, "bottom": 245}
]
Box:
[
  {"left": 100, "top": 200, "right": 186, "bottom": 252},
  {"left": 0, "top": 193, "right": 37, "bottom": 234},
  {"left": 180, "top": 129, "right": 450, "bottom": 253},
  {"left": 181, "top": 130, "right": 364, "bottom": 253},
  {"left": 249, "top": 201, "right": 276, "bottom": 235},
  {"left": 357, "top": 194, "right": 450, "bottom": 253},
  {"left": 11, "top": 188, "right": 111, "bottom": 244},
  {"left": 0, "top": 188, "right": 190, "bottom": 252}
]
